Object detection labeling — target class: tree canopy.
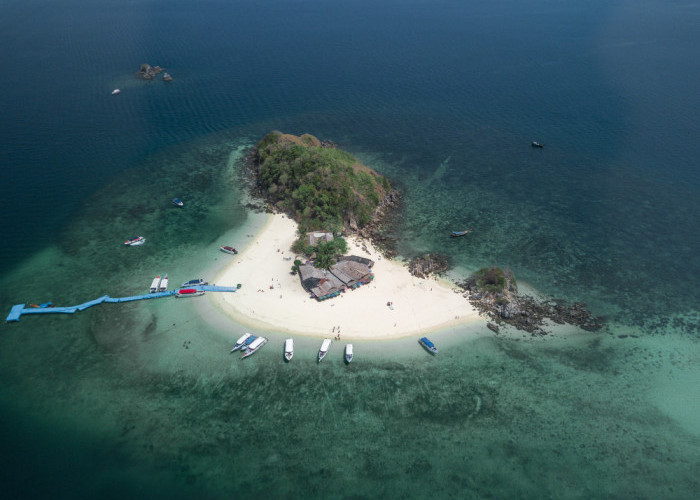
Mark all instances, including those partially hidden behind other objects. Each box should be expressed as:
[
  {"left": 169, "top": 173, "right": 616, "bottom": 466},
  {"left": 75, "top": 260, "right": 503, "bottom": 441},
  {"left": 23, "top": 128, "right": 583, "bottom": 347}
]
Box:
[{"left": 254, "top": 132, "right": 390, "bottom": 234}]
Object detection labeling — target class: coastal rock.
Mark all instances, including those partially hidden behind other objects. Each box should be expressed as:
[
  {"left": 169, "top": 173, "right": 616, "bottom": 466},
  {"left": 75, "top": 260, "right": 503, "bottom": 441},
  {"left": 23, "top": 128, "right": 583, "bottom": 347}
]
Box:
[
  {"left": 456, "top": 267, "right": 604, "bottom": 336},
  {"left": 137, "top": 63, "right": 165, "bottom": 80},
  {"left": 407, "top": 253, "right": 449, "bottom": 279}
]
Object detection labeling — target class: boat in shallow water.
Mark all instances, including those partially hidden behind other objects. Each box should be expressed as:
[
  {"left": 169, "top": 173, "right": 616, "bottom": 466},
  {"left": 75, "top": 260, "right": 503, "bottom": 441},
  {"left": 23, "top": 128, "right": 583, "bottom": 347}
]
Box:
[
  {"left": 345, "top": 344, "right": 354, "bottom": 363},
  {"left": 419, "top": 337, "right": 438, "bottom": 354},
  {"left": 242, "top": 336, "right": 268, "bottom": 358},
  {"left": 182, "top": 278, "right": 207, "bottom": 287},
  {"left": 231, "top": 333, "right": 252, "bottom": 352},
  {"left": 450, "top": 229, "right": 472, "bottom": 238},
  {"left": 158, "top": 275, "right": 169, "bottom": 291},
  {"left": 175, "top": 288, "right": 205, "bottom": 297},
  {"left": 124, "top": 236, "right": 146, "bottom": 246},
  {"left": 150, "top": 276, "right": 162, "bottom": 293},
  {"left": 284, "top": 338, "right": 294, "bottom": 361},
  {"left": 318, "top": 338, "right": 332, "bottom": 362},
  {"left": 220, "top": 246, "right": 238, "bottom": 255}
]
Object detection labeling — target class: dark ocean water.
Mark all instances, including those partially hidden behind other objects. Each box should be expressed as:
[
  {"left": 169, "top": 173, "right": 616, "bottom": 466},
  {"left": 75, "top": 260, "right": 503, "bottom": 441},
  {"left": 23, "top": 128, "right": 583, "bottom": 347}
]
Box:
[{"left": 0, "top": 1, "right": 698, "bottom": 498}]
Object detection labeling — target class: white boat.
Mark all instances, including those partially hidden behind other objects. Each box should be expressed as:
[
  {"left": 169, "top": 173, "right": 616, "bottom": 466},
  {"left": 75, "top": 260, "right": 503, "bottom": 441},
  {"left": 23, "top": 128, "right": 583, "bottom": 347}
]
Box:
[
  {"left": 124, "top": 236, "right": 145, "bottom": 246},
  {"left": 231, "top": 333, "right": 252, "bottom": 353},
  {"left": 158, "top": 275, "right": 169, "bottom": 291},
  {"left": 220, "top": 246, "right": 238, "bottom": 255},
  {"left": 345, "top": 344, "right": 354, "bottom": 363},
  {"left": 242, "top": 336, "right": 268, "bottom": 358},
  {"left": 318, "top": 338, "right": 332, "bottom": 362},
  {"left": 284, "top": 338, "right": 294, "bottom": 361},
  {"left": 149, "top": 276, "right": 161, "bottom": 293},
  {"left": 182, "top": 278, "right": 207, "bottom": 287},
  {"left": 175, "top": 288, "right": 205, "bottom": 297},
  {"left": 111, "top": 89, "right": 120, "bottom": 95}
]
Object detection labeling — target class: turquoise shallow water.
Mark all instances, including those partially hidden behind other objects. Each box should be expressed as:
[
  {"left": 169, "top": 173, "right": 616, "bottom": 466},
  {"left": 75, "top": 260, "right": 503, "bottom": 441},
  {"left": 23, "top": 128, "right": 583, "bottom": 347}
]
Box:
[{"left": 0, "top": 1, "right": 698, "bottom": 498}]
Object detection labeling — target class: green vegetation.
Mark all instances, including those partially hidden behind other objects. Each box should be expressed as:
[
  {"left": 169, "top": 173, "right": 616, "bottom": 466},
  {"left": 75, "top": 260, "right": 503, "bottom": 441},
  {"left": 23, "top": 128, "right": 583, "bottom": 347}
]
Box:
[
  {"left": 313, "top": 238, "right": 347, "bottom": 270},
  {"left": 474, "top": 267, "right": 508, "bottom": 294},
  {"left": 254, "top": 132, "right": 390, "bottom": 234}
]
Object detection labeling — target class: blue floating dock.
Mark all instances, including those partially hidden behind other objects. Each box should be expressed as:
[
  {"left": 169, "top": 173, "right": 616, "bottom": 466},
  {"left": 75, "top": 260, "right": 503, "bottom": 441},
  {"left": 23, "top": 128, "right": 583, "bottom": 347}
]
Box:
[{"left": 6, "top": 286, "right": 235, "bottom": 322}]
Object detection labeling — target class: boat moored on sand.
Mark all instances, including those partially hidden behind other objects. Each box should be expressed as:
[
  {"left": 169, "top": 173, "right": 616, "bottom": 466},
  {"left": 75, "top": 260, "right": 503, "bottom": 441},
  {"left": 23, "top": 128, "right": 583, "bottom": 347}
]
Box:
[
  {"left": 345, "top": 344, "right": 354, "bottom": 363},
  {"left": 242, "top": 336, "right": 268, "bottom": 358},
  {"left": 175, "top": 288, "right": 205, "bottom": 298},
  {"left": 124, "top": 236, "right": 146, "bottom": 246},
  {"left": 220, "top": 246, "right": 238, "bottom": 255},
  {"left": 318, "top": 338, "right": 332, "bottom": 362},
  {"left": 284, "top": 338, "right": 294, "bottom": 361},
  {"left": 419, "top": 337, "right": 438, "bottom": 354},
  {"left": 231, "top": 333, "right": 252, "bottom": 352}
]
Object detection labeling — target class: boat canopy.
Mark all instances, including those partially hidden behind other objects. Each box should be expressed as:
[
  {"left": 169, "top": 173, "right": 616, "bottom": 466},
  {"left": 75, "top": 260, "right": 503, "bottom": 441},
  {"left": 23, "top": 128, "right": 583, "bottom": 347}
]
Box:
[
  {"left": 285, "top": 338, "right": 294, "bottom": 350},
  {"left": 420, "top": 337, "right": 435, "bottom": 348},
  {"left": 320, "top": 339, "right": 331, "bottom": 351},
  {"left": 345, "top": 344, "right": 353, "bottom": 355}
]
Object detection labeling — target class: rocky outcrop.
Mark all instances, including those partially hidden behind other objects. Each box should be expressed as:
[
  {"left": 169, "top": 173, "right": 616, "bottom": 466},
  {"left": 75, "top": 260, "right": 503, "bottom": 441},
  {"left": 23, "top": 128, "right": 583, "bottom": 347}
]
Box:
[
  {"left": 137, "top": 64, "right": 165, "bottom": 80},
  {"left": 162, "top": 72, "right": 173, "bottom": 81},
  {"left": 407, "top": 253, "right": 449, "bottom": 278},
  {"left": 456, "top": 267, "right": 604, "bottom": 336}
]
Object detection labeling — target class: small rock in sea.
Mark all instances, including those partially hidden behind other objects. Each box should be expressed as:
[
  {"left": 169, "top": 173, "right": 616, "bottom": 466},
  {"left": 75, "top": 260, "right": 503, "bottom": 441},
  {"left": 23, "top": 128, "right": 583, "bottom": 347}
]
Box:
[
  {"left": 487, "top": 322, "right": 500, "bottom": 333},
  {"left": 162, "top": 72, "right": 173, "bottom": 81}
]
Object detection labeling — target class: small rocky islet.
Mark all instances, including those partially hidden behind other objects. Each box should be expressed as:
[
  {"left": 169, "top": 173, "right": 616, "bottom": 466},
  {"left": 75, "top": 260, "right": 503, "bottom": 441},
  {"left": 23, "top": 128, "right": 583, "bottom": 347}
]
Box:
[{"left": 136, "top": 63, "right": 173, "bottom": 81}]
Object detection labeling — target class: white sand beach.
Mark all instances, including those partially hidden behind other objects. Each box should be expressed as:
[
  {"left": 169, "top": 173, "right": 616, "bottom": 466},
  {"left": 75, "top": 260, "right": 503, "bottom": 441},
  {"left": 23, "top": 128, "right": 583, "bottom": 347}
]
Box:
[{"left": 211, "top": 214, "right": 484, "bottom": 340}]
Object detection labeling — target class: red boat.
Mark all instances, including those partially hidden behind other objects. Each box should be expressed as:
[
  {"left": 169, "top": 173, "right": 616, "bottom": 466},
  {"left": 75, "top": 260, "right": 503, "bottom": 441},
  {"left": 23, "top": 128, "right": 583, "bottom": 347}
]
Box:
[
  {"left": 175, "top": 288, "right": 205, "bottom": 297},
  {"left": 220, "top": 246, "right": 238, "bottom": 255}
]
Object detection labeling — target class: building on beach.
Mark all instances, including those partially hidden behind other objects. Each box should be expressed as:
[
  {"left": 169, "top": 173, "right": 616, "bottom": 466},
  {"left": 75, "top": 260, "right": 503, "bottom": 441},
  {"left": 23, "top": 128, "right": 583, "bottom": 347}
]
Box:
[{"left": 298, "top": 255, "right": 374, "bottom": 300}]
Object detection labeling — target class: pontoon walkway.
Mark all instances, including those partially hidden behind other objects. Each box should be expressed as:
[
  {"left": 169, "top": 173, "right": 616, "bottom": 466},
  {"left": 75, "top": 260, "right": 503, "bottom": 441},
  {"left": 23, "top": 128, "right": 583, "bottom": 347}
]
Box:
[{"left": 6, "top": 285, "right": 237, "bottom": 322}]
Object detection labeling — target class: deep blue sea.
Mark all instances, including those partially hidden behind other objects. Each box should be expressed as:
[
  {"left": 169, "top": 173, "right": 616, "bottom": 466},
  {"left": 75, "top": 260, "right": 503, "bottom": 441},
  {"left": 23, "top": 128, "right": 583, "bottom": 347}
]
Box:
[{"left": 1, "top": 1, "right": 698, "bottom": 498}]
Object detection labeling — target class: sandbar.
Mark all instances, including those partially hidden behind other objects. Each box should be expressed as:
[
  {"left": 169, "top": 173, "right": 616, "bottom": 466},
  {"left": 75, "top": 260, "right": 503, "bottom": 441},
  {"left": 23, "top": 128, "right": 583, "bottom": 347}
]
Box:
[{"left": 211, "top": 213, "right": 483, "bottom": 340}]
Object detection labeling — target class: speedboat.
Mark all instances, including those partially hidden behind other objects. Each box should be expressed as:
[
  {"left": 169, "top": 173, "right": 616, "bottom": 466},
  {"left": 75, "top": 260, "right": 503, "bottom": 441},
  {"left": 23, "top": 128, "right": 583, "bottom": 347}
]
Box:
[
  {"left": 345, "top": 344, "right": 354, "bottom": 363},
  {"left": 158, "top": 275, "right": 169, "bottom": 291},
  {"left": 172, "top": 198, "right": 184, "bottom": 207},
  {"left": 419, "top": 337, "right": 438, "bottom": 354},
  {"left": 220, "top": 246, "right": 238, "bottom": 255},
  {"left": 240, "top": 334, "right": 257, "bottom": 351},
  {"left": 450, "top": 229, "right": 472, "bottom": 238},
  {"left": 175, "top": 288, "right": 205, "bottom": 297},
  {"left": 124, "top": 236, "right": 146, "bottom": 246},
  {"left": 230, "top": 333, "right": 252, "bottom": 352},
  {"left": 111, "top": 89, "right": 120, "bottom": 95},
  {"left": 318, "top": 338, "right": 332, "bottom": 362},
  {"left": 182, "top": 278, "right": 208, "bottom": 287},
  {"left": 242, "top": 336, "right": 268, "bottom": 358},
  {"left": 284, "top": 338, "right": 294, "bottom": 361},
  {"left": 150, "top": 276, "right": 162, "bottom": 293},
  {"left": 531, "top": 141, "right": 544, "bottom": 148}
]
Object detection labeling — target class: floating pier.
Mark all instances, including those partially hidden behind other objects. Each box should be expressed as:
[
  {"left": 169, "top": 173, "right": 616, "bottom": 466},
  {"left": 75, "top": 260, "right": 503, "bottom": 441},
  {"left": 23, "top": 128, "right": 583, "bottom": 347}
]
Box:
[{"left": 6, "top": 286, "right": 237, "bottom": 322}]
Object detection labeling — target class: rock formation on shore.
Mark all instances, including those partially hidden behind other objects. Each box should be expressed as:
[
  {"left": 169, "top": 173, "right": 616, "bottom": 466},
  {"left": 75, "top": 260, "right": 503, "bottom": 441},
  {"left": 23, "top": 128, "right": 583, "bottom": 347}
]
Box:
[{"left": 456, "top": 267, "right": 605, "bottom": 335}]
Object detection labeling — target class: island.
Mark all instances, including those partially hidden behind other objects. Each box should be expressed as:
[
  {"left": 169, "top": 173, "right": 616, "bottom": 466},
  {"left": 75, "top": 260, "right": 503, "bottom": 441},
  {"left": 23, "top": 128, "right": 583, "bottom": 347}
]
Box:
[
  {"left": 211, "top": 132, "right": 481, "bottom": 339},
  {"left": 211, "top": 132, "right": 603, "bottom": 340}
]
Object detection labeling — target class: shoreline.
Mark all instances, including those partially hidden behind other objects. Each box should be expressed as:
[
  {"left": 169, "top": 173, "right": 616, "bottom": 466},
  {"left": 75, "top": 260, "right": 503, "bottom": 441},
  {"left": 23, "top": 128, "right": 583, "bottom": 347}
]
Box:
[{"left": 210, "top": 213, "right": 485, "bottom": 340}]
